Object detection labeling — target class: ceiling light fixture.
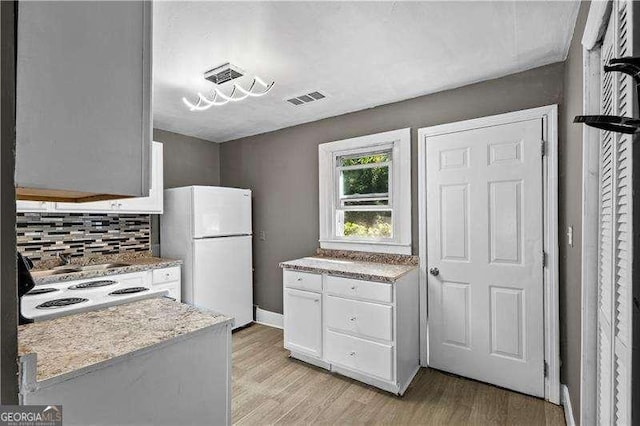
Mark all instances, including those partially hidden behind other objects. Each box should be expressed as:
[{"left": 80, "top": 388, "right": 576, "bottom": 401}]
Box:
[{"left": 182, "top": 63, "right": 275, "bottom": 112}]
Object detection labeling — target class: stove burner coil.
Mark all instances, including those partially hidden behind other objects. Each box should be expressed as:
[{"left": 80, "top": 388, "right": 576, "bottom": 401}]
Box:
[
  {"left": 108, "top": 287, "right": 149, "bottom": 296},
  {"left": 69, "top": 280, "right": 118, "bottom": 290},
  {"left": 36, "top": 297, "right": 89, "bottom": 309}
]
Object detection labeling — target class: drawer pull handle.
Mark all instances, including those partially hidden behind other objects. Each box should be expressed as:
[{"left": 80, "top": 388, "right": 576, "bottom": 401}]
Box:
[
  {"left": 350, "top": 285, "right": 357, "bottom": 290},
  {"left": 349, "top": 316, "right": 356, "bottom": 322},
  {"left": 349, "top": 351, "right": 356, "bottom": 356},
  {"left": 297, "top": 278, "right": 303, "bottom": 281}
]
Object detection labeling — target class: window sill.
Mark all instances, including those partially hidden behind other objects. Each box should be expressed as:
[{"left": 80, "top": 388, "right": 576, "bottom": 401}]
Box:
[{"left": 319, "top": 240, "right": 412, "bottom": 255}]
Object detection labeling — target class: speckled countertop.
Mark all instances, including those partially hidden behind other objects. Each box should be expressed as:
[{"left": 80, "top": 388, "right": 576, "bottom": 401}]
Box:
[
  {"left": 18, "top": 298, "right": 232, "bottom": 382},
  {"left": 31, "top": 252, "right": 182, "bottom": 285},
  {"left": 279, "top": 249, "right": 418, "bottom": 283}
]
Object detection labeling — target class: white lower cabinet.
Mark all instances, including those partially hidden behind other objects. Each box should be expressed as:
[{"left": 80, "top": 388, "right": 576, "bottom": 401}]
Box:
[
  {"left": 282, "top": 269, "right": 420, "bottom": 395},
  {"left": 325, "top": 295, "right": 393, "bottom": 341},
  {"left": 325, "top": 329, "right": 394, "bottom": 381},
  {"left": 284, "top": 287, "right": 322, "bottom": 358},
  {"left": 151, "top": 266, "right": 182, "bottom": 302}
]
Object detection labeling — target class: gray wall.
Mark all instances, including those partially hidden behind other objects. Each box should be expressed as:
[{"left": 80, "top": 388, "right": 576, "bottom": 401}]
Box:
[
  {"left": 1, "top": 1, "right": 18, "bottom": 404},
  {"left": 220, "top": 62, "right": 565, "bottom": 314},
  {"left": 153, "top": 128, "right": 220, "bottom": 188},
  {"left": 559, "top": 2, "right": 588, "bottom": 422},
  {"left": 152, "top": 129, "right": 220, "bottom": 254}
]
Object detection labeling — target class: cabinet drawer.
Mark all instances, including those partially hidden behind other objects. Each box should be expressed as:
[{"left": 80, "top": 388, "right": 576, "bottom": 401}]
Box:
[
  {"left": 116, "top": 273, "right": 147, "bottom": 287},
  {"left": 326, "top": 295, "right": 393, "bottom": 341},
  {"left": 325, "top": 276, "right": 392, "bottom": 303},
  {"left": 152, "top": 266, "right": 181, "bottom": 284},
  {"left": 283, "top": 270, "right": 322, "bottom": 292},
  {"left": 325, "top": 330, "right": 393, "bottom": 381}
]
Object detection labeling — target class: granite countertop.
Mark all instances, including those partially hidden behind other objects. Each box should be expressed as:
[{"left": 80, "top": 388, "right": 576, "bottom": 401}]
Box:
[
  {"left": 18, "top": 298, "right": 233, "bottom": 383},
  {"left": 31, "top": 252, "right": 182, "bottom": 285},
  {"left": 279, "top": 249, "right": 418, "bottom": 283}
]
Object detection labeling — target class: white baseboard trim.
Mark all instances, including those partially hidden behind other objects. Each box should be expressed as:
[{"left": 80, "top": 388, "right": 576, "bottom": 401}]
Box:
[
  {"left": 254, "top": 306, "right": 283, "bottom": 329},
  {"left": 561, "top": 384, "right": 576, "bottom": 426}
]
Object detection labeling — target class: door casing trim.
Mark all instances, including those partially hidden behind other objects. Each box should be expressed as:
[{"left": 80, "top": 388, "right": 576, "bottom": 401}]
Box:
[{"left": 417, "top": 104, "right": 560, "bottom": 403}]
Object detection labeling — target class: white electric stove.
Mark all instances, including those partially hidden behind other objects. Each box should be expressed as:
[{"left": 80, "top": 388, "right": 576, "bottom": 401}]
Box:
[{"left": 21, "top": 278, "right": 169, "bottom": 322}]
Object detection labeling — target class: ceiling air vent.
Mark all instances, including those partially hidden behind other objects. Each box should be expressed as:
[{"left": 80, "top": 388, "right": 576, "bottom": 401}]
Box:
[
  {"left": 287, "top": 91, "right": 326, "bottom": 106},
  {"left": 204, "top": 63, "right": 244, "bottom": 85}
]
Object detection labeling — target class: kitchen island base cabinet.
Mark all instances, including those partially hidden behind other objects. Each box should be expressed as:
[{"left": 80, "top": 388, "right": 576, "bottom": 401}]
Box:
[
  {"left": 282, "top": 268, "right": 420, "bottom": 395},
  {"left": 20, "top": 317, "right": 231, "bottom": 426}
]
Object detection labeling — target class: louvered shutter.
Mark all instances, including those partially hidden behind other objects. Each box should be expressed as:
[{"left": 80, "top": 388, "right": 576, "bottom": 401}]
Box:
[{"left": 597, "top": 2, "right": 634, "bottom": 425}]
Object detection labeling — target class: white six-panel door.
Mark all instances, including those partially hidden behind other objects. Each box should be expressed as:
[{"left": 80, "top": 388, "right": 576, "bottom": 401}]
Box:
[{"left": 425, "top": 118, "right": 545, "bottom": 397}]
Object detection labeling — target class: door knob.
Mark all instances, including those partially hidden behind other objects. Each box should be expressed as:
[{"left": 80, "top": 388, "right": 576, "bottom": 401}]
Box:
[{"left": 429, "top": 267, "right": 440, "bottom": 276}]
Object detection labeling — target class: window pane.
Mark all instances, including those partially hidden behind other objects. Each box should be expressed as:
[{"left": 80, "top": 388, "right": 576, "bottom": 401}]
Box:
[
  {"left": 341, "top": 166, "right": 389, "bottom": 197},
  {"left": 342, "top": 211, "right": 392, "bottom": 238},
  {"left": 340, "top": 152, "right": 390, "bottom": 167}
]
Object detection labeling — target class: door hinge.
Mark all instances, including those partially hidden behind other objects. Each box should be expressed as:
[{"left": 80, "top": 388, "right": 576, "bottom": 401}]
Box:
[
  {"left": 544, "top": 361, "right": 549, "bottom": 377},
  {"left": 542, "top": 251, "right": 547, "bottom": 268},
  {"left": 541, "top": 140, "right": 546, "bottom": 157}
]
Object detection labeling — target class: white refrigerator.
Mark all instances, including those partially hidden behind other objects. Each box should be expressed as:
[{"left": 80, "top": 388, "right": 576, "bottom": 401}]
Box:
[{"left": 161, "top": 186, "right": 253, "bottom": 329}]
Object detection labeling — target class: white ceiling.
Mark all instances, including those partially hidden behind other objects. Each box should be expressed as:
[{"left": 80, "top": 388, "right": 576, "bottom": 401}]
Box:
[{"left": 153, "top": 1, "right": 580, "bottom": 143}]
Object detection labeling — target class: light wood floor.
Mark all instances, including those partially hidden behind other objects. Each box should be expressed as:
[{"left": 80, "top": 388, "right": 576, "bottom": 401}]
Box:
[{"left": 232, "top": 324, "right": 565, "bottom": 425}]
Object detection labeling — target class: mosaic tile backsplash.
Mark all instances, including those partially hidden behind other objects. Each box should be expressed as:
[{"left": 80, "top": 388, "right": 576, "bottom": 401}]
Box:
[{"left": 17, "top": 213, "right": 151, "bottom": 262}]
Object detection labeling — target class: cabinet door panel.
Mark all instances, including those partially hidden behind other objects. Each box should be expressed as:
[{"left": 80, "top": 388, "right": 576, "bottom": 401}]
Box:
[
  {"left": 284, "top": 288, "right": 322, "bottom": 358},
  {"left": 53, "top": 142, "right": 162, "bottom": 214},
  {"left": 16, "top": 1, "right": 151, "bottom": 198},
  {"left": 118, "top": 142, "right": 163, "bottom": 213}
]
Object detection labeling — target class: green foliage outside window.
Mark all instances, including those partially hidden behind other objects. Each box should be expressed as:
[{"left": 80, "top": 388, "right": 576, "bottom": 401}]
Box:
[
  {"left": 339, "top": 152, "right": 392, "bottom": 238},
  {"left": 340, "top": 154, "right": 389, "bottom": 197},
  {"left": 343, "top": 214, "right": 392, "bottom": 238}
]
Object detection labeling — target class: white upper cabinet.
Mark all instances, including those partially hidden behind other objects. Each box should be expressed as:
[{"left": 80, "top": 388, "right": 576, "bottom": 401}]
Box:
[
  {"left": 15, "top": 200, "right": 51, "bottom": 213},
  {"left": 117, "top": 141, "right": 164, "bottom": 214},
  {"left": 52, "top": 142, "right": 164, "bottom": 214},
  {"left": 19, "top": 142, "right": 163, "bottom": 214},
  {"left": 15, "top": 1, "right": 152, "bottom": 202}
]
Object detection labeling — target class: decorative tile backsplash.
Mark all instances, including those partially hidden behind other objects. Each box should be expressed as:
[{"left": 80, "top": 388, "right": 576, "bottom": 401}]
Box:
[{"left": 17, "top": 213, "right": 151, "bottom": 262}]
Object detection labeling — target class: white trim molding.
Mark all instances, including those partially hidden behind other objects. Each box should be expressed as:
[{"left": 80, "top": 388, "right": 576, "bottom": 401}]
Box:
[
  {"left": 582, "top": 0, "right": 612, "bottom": 50},
  {"left": 254, "top": 306, "right": 283, "bottom": 329},
  {"left": 579, "top": 40, "right": 602, "bottom": 426},
  {"left": 580, "top": 4, "right": 612, "bottom": 425},
  {"left": 417, "top": 105, "right": 560, "bottom": 404},
  {"left": 318, "top": 128, "right": 412, "bottom": 255},
  {"left": 562, "top": 384, "right": 577, "bottom": 426}
]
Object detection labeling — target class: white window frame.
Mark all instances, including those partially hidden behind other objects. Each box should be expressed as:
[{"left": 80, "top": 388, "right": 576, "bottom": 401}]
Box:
[{"left": 319, "top": 128, "right": 411, "bottom": 254}]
